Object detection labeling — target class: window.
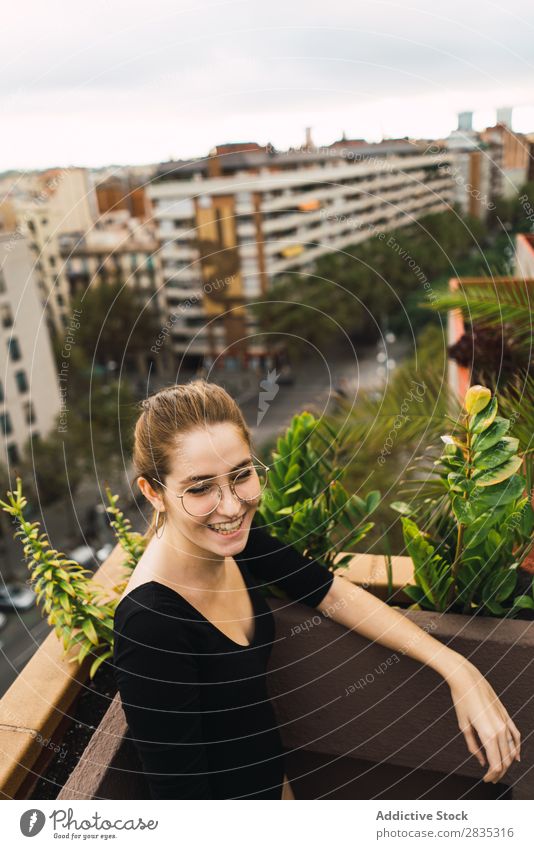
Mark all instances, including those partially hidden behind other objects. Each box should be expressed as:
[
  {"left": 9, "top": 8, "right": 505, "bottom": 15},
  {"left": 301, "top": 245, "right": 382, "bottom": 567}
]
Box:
[
  {"left": 15, "top": 370, "right": 28, "bottom": 393},
  {"left": 49, "top": 256, "right": 56, "bottom": 268},
  {"left": 1, "top": 304, "right": 13, "bottom": 328},
  {"left": 6, "top": 443, "right": 20, "bottom": 465},
  {"left": 23, "top": 401, "right": 36, "bottom": 425},
  {"left": 0, "top": 412, "right": 13, "bottom": 435},
  {"left": 7, "top": 337, "right": 22, "bottom": 361},
  {"left": 0, "top": 380, "right": 3, "bottom": 401},
  {"left": 0, "top": 270, "right": 6, "bottom": 293}
]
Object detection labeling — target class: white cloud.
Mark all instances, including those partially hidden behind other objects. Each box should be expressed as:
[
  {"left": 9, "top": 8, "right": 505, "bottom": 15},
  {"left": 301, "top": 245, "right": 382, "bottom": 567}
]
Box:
[{"left": 1, "top": 0, "right": 533, "bottom": 169}]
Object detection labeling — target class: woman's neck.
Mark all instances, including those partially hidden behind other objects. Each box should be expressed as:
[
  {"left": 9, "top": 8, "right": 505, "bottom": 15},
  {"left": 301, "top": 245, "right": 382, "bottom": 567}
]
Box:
[{"left": 142, "top": 527, "right": 228, "bottom": 591}]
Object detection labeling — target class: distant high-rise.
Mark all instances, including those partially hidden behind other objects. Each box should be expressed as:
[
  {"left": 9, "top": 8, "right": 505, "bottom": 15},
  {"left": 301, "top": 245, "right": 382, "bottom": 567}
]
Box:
[
  {"left": 457, "top": 111, "right": 473, "bottom": 132},
  {"left": 496, "top": 106, "right": 513, "bottom": 128}
]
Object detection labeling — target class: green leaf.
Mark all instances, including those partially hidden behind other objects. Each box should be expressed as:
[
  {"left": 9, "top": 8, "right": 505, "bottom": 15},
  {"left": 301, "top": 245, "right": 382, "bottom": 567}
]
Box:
[
  {"left": 390, "top": 501, "right": 414, "bottom": 516},
  {"left": 284, "top": 463, "right": 301, "bottom": 485},
  {"left": 473, "top": 446, "right": 520, "bottom": 471},
  {"left": 464, "top": 385, "right": 492, "bottom": 415},
  {"left": 284, "top": 482, "right": 303, "bottom": 496},
  {"left": 451, "top": 497, "right": 475, "bottom": 525},
  {"left": 484, "top": 598, "right": 506, "bottom": 616},
  {"left": 473, "top": 456, "right": 523, "bottom": 487},
  {"left": 401, "top": 517, "right": 452, "bottom": 611},
  {"left": 471, "top": 417, "right": 510, "bottom": 452},
  {"left": 470, "top": 397, "right": 498, "bottom": 434},
  {"left": 275, "top": 506, "right": 294, "bottom": 516},
  {"left": 474, "top": 474, "right": 525, "bottom": 506},
  {"left": 365, "top": 491, "right": 381, "bottom": 514},
  {"left": 511, "top": 595, "right": 534, "bottom": 610},
  {"left": 81, "top": 619, "right": 99, "bottom": 646},
  {"left": 402, "top": 585, "right": 428, "bottom": 605},
  {"left": 89, "top": 649, "right": 113, "bottom": 679}
]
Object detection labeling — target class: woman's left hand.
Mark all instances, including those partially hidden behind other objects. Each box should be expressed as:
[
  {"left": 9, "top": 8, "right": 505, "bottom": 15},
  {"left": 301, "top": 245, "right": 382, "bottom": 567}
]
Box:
[{"left": 446, "top": 657, "right": 521, "bottom": 783}]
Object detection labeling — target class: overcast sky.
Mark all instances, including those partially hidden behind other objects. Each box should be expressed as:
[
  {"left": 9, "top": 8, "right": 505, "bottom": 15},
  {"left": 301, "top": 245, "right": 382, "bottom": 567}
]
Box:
[{"left": 1, "top": 0, "right": 534, "bottom": 171}]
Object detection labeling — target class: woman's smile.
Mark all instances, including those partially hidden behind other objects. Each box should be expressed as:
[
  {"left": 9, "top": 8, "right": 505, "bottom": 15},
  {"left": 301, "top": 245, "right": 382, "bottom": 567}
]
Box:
[{"left": 206, "top": 511, "right": 247, "bottom": 537}]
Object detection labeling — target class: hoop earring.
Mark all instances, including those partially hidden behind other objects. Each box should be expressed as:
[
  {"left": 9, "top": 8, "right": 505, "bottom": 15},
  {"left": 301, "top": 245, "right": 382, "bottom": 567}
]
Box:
[{"left": 154, "top": 510, "right": 166, "bottom": 538}]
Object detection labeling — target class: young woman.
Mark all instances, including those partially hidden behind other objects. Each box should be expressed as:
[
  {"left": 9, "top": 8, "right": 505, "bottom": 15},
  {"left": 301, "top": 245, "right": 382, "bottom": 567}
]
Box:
[{"left": 113, "top": 380, "right": 521, "bottom": 800}]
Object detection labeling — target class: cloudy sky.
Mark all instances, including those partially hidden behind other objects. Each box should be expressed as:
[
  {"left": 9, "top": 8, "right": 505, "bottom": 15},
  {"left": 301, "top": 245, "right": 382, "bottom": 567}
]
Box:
[{"left": 1, "top": 0, "right": 534, "bottom": 170}]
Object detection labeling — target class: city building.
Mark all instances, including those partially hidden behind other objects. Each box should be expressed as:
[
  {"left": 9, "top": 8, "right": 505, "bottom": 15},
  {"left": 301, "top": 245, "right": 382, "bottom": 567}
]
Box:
[
  {"left": 16, "top": 169, "right": 97, "bottom": 335},
  {"left": 0, "top": 234, "right": 61, "bottom": 467},
  {"left": 58, "top": 210, "right": 168, "bottom": 375},
  {"left": 480, "top": 121, "right": 531, "bottom": 198},
  {"left": 148, "top": 140, "right": 465, "bottom": 366}
]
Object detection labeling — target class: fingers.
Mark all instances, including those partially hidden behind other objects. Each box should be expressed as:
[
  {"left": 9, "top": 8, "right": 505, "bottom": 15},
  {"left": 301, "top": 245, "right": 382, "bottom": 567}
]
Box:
[
  {"left": 461, "top": 724, "right": 485, "bottom": 768},
  {"left": 481, "top": 735, "right": 504, "bottom": 783},
  {"left": 507, "top": 718, "right": 521, "bottom": 762},
  {"left": 480, "top": 724, "right": 519, "bottom": 783}
]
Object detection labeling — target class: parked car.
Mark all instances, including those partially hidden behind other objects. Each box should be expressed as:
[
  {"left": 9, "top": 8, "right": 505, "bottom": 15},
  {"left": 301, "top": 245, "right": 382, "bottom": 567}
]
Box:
[
  {"left": 0, "top": 582, "right": 36, "bottom": 612},
  {"left": 0, "top": 611, "right": 7, "bottom": 630}
]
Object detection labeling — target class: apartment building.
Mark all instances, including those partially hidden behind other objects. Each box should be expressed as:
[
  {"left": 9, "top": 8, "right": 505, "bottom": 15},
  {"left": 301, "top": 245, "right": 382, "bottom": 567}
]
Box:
[
  {"left": 0, "top": 235, "right": 61, "bottom": 467},
  {"left": 481, "top": 123, "right": 532, "bottom": 198},
  {"left": 17, "top": 169, "right": 97, "bottom": 335},
  {"left": 147, "top": 140, "right": 466, "bottom": 365},
  {"left": 58, "top": 210, "right": 168, "bottom": 375}
]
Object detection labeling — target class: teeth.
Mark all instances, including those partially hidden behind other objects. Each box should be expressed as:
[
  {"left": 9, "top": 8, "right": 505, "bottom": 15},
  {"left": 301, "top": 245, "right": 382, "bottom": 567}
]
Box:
[{"left": 208, "top": 515, "right": 244, "bottom": 532}]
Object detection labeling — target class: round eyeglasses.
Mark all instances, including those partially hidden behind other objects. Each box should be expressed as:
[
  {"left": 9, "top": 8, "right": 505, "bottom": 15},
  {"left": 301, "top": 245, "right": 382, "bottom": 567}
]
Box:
[{"left": 152, "top": 456, "right": 270, "bottom": 517}]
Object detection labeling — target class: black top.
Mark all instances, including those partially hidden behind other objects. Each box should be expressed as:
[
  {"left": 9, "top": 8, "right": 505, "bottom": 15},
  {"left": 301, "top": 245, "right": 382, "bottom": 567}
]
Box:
[{"left": 112, "top": 522, "right": 334, "bottom": 800}]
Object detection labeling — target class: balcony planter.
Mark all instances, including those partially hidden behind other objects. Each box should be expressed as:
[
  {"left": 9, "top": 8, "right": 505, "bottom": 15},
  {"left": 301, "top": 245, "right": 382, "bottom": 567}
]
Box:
[
  {"left": 55, "top": 594, "right": 533, "bottom": 800},
  {"left": 0, "top": 543, "right": 128, "bottom": 800}
]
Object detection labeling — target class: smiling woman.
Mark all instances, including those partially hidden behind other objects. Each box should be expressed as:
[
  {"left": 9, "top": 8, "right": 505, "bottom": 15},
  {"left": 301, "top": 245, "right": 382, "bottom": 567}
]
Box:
[
  {"left": 112, "top": 379, "right": 335, "bottom": 799},
  {"left": 112, "top": 379, "right": 521, "bottom": 801}
]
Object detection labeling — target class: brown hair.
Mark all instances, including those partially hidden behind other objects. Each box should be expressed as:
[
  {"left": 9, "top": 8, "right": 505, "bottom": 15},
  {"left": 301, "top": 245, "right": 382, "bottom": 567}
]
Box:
[{"left": 132, "top": 379, "right": 253, "bottom": 540}]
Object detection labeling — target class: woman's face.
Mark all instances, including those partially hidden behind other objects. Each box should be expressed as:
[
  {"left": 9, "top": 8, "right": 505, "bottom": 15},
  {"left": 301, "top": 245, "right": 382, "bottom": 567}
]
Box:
[{"left": 157, "top": 422, "right": 259, "bottom": 556}]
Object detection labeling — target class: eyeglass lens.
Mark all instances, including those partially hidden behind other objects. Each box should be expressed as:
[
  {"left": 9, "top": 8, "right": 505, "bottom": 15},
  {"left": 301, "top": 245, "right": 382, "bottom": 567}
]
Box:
[{"left": 182, "top": 465, "right": 268, "bottom": 516}]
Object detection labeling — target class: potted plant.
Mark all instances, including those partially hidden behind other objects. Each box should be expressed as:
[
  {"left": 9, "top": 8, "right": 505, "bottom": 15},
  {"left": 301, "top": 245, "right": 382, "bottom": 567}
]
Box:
[{"left": 390, "top": 384, "right": 534, "bottom": 617}]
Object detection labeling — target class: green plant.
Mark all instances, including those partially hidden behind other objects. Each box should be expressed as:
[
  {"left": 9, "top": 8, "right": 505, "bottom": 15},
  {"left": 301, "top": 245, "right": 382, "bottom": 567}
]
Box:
[
  {"left": 0, "top": 479, "right": 149, "bottom": 678},
  {"left": 0, "top": 478, "right": 118, "bottom": 678},
  {"left": 256, "top": 411, "right": 380, "bottom": 570},
  {"left": 391, "top": 385, "right": 534, "bottom": 616},
  {"left": 104, "top": 484, "right": 147, "bottom": 571}
]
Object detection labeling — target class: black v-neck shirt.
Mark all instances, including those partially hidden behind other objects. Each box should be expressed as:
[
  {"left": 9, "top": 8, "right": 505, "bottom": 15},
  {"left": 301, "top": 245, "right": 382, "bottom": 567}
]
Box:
[{"left": 112, "top": 522, "right": 334, "bottom": 800}]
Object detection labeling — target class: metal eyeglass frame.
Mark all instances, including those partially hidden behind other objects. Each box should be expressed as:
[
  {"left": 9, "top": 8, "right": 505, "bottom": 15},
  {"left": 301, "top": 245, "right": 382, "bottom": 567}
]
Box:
[{"left": 151, "top": 454, "right": 270, "bottom": 517}]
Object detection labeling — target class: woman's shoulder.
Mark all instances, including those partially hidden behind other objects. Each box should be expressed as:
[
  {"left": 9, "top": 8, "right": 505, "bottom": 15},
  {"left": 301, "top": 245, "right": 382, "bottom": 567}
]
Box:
[{"left": 113, "top": 581, "right": 197, "bottom": 642}]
